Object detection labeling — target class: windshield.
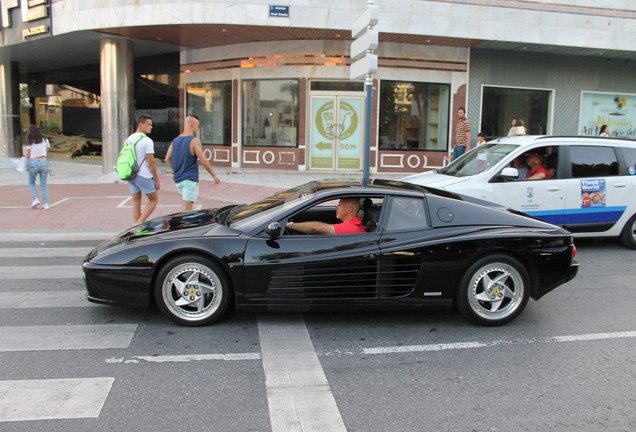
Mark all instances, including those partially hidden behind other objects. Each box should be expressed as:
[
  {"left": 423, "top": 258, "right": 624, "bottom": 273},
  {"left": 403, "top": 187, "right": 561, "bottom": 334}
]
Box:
[
  {"left": 228, "top": 182, "right": 318, "bottom": 225},
  {"left": 437, "top": 143, "right": 518, "bottom": 177}
]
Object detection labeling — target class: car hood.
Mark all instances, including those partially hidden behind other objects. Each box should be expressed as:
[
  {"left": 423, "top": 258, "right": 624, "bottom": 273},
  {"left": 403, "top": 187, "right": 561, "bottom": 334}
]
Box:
[
  {"left": 86, "top": 207, "right": 240, "bottom": 260},
  {"left": 400, "top": 170, "right": 470, "bottom": 189},
  {"left": 126, "top": 209, "right": 224, "bottom": 237}
]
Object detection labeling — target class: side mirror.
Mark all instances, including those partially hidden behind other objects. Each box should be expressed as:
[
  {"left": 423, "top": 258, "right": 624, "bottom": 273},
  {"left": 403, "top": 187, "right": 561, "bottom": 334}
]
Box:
[
  {"left": 499, "top": 167, "right": 519, "bottom": 181},
  {"left": 265, "top": 221, "right": 281, "bottom": 238}
]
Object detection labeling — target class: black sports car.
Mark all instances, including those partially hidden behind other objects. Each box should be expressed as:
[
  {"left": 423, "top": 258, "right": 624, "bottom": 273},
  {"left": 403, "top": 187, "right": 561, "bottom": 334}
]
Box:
[{"left": 83, "top": 179, "right": 578, "bottom": 327}]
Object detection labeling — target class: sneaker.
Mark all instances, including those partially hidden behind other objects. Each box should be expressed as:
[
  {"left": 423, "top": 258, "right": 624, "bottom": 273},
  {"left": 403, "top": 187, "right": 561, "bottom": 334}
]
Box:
[
  {"left": 43, "top": 203, "right": 50, "bottom": 210},
  {"left": 31, "top": 198, "right": 40, "bottom": 208}
]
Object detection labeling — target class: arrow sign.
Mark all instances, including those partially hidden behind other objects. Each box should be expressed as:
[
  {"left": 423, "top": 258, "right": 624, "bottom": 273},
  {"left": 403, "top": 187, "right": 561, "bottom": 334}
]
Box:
[
  {"left": 351, "top": 29, "right": 378, "bottom": 60},
  {"left": 352, "top": 5, "right": 379, "bottom": 39},
  {"left": 316, "top": 142, "right": 332, "bottom": 151},
  {"left": 350, "top": 54, "right": 378, "bottom": 80}
]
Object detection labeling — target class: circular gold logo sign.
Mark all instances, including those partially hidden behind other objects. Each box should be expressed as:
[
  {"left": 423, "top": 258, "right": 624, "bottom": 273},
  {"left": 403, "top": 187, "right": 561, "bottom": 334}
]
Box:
[{"left": 315, "top": 101, "right": 359, "bottom": 140}]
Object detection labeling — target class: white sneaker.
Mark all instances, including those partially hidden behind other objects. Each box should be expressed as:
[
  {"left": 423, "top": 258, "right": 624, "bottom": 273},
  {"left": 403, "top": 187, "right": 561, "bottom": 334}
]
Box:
[
  {"left": 31, "top": 198, "right": 40, "bottom": 208},
  {"left": 43, "top": 203, "right": 50, "bottom": 210}
]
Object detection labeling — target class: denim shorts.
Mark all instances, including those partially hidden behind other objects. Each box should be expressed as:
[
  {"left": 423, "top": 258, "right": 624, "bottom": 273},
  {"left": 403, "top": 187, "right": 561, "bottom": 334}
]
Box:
[
  {"left": 127, "top": 176, "right": 156, "bottom": 194},
  {"left": 176, "top": 179, "right": 199, "bottom": 202}
]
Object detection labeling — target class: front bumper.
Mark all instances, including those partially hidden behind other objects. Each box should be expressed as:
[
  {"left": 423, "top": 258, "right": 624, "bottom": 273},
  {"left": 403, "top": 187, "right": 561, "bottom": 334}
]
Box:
[{"left": 83, "top": 262, "right": 154, "bottom": 307}]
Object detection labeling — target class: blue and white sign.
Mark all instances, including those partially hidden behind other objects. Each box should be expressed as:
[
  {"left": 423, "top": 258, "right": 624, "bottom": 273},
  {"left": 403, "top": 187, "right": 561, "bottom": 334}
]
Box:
[{"left": 270, "top": 5, "right": 289, "bottom": 17}]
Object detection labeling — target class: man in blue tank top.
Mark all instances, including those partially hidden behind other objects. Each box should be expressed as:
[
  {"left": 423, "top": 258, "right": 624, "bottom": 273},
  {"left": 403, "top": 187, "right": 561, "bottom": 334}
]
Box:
[{"left": 165, "top": 115, "right": 220, "bottom": 211}]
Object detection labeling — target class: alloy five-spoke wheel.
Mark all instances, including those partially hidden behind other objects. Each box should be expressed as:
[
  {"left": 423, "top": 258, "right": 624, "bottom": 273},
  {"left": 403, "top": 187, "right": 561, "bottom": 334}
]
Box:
[
  {"left": 155, "top": 255, "right": 230, "bottom": 326},
  {"left": 457, "top": 255, "right": 530, "bottom": 326}
]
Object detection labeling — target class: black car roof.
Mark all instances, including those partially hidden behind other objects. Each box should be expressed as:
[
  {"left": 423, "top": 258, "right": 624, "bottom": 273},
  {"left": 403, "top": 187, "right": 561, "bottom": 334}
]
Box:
[
  {"left": 307, "top": 178, "right": 469, "bottom": 202},
  {"left": 308, "top": 178, "right": 425, "bottom": 195}
]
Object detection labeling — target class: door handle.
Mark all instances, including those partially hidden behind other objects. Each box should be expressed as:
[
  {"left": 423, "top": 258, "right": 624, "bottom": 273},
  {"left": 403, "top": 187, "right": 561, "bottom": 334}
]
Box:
[
  {"left": 547, "top": 187, "right": 561, "bottom": 191},
  {"left": 614, "top": 183, "right": 628, "bottom": 188}
]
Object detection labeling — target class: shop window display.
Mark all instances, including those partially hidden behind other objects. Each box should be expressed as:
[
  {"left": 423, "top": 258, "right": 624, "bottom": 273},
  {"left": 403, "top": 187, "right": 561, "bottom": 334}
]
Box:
[
  {"left": 242, "top": 79, "right": 298, "bottom": 147},
  {"left": 378, "top": 81, "right": 450, "bottom": 151},
  {"left": 186, "top": 81, "right": 232, "bottom": 146},
  {"left": 481, "top": 86, "right": 551, "bottom": 138}
]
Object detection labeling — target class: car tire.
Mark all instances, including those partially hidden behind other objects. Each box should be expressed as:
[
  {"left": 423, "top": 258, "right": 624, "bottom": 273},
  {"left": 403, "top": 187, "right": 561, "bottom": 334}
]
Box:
[
  {"left": 456, "top": 254, "right": 530, "bottom": 326},
  {"left": 619, "top": 213, "right": 636, "bottom": 249},
  {"left": 155, "top": 255, "right": 231, "bottom": 326}
]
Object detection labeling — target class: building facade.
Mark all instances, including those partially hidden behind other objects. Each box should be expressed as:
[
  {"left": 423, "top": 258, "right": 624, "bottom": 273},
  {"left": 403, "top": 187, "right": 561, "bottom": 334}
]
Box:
[{"left": 1, "top": 0, "right": 635, "bottom": 174}]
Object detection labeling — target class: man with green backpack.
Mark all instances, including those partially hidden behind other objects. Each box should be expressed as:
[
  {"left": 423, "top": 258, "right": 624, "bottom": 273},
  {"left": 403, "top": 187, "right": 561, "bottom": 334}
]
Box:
[{"left": 121, "top": 114, "right": 161, "bottom": 225}]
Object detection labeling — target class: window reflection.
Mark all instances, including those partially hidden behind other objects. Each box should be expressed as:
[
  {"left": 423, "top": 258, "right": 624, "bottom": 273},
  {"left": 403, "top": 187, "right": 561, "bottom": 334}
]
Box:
[
  {"left": 186, "top": 81, "right": 232, "bottom": 146},
  {"left": 386, "top": 197, "right": 428, "bottom": 230},
  {"left": 481, "top": 86, "right": 551, "bottom": 138},
  {"left": 379, "top": 81, "right": 450, "bottom": 151},
  {"left": 571, "top": 146, "right": 618, "bottom": 177},
  {"left": 242, "top": 79, "right": 299, "bottom": 147}
]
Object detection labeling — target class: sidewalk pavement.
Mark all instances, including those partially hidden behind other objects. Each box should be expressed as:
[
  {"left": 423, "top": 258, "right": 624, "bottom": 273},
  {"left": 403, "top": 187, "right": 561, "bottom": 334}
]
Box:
[{"left": 0, "top": 157, "right": 405, "bottom": 233}]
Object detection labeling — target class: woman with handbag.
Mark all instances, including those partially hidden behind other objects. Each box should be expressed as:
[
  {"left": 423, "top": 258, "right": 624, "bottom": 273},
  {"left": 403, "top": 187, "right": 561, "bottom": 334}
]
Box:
[{"left": 25, "top": 124, "right": 51, "bottom": 210}]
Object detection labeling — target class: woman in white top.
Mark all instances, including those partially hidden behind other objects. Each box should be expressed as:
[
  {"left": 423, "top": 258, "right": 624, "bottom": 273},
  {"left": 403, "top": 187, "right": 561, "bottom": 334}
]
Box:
[
  {"left": 25, "top": 124, "right": 51, "bottom": 209},
  {"left": 508, "top": 118, "right": 526, "bottom": 136},
  {"left": 507, "top": 118, "right": 518, "bottom": 136},
  {"left": 599, "top": 125, "right": 610, "bottom": 137}
]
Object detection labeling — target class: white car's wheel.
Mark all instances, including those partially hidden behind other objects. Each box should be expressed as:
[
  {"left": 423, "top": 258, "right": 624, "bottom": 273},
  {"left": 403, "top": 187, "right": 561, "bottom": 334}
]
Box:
[
  {"left": 456, "top": 255, "right": 530, "bottom": 326},
  {"left": 620, "top": 214, "right": 636, "bottom": 249},
  {"left": 155, "top": 255, "right": 231, "bottom": 326}
]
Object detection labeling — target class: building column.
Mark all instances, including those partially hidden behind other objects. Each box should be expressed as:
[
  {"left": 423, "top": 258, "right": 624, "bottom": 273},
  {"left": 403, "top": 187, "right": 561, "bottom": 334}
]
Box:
[
  {"left": 0, "top": 59, "right": 21, "bottom": 158},
  {"left": 100, "top": 38, "right": 133, "bottom": 174}
]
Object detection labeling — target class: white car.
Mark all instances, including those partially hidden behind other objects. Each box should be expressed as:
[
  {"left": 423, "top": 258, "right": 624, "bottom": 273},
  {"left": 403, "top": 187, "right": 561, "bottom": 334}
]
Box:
[{"left": 402, "top": 135, "right": 636, "bottom": 248}]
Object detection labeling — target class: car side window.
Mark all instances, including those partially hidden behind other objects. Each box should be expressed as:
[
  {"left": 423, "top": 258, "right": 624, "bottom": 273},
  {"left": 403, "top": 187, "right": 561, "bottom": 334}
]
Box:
[
  {"left": 386, "top": 197, "right": 428, "bottom": 231},
  {"left": 621, "top": 148, "right": 636, "bottom": 175},
  {"left": 570, "top": 146, "right": 619, "bottom": 178}
]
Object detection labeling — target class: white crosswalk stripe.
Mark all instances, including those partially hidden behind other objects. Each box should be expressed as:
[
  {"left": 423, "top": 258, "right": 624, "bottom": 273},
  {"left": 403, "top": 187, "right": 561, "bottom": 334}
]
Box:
[
  {"left": 1, "top": 232, "right": 117, "bottom": 242},
  {"left": 0, "top": 232, "right": 125, "bottom": 423},
  {"left": 0, "top": 265, "right": 83, "bottom": 279},
  {"left": 0, "top": 247, "right": 92, "bottom": 257},
  {"left": 0, "top": 378, "right": 114, "bottom": 422},
  {"left": 0, "top": 324, "right": 137, "bottom": 352},
  {"left": 0, "top": 290, "right": 98, "bottom": 308}
]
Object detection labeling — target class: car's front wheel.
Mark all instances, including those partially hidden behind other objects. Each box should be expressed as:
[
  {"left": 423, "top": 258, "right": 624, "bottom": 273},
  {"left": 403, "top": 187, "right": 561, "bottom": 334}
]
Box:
[
  {"left": 456, "top": 255, "right": 530, "bottom": 326},
  {"left": 155, "top": 255, "right": 231, "bottom": 326}
]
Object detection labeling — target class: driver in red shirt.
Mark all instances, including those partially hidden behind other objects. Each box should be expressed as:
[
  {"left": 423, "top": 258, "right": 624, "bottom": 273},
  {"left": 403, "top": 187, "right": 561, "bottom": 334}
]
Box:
[
  {"left": 286, "top": 198, "right": 366, "bottom": 234},
  {"left": 525, "top": 153, "right": 551, "bottom": 180}
]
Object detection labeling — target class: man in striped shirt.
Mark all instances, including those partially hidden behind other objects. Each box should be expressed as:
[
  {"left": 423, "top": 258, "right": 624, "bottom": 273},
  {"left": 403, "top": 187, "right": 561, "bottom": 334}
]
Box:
[{"left": 452, "top": 107, "right": 471, "bottom": 160}]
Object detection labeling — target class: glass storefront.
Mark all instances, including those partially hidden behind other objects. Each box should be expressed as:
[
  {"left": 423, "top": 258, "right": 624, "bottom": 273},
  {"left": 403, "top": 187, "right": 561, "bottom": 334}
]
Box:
[
  {"left": 481, "top": 86, "right": 551, "bottom": 138},
  {"left": 242, "top": 79, "right": 299, "bottom": 147},
  {"left": 18, "top": 67, "right": 180, "bottom": 159},
  {"left": 20, "top": 83, "right": 102, "bottom": 157},
  {"left": 186, "top": 81, "right": 232, "bottom": 145},
  {"left": 378, "top": 81, "right": 450, "bottom": 151},
  {"left": 135, "top": 73, "right": 180, "bottom": 158}
]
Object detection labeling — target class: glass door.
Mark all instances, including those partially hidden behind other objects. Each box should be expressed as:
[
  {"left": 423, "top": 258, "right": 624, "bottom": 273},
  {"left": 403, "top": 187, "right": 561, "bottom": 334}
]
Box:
[{"left": 309, "top": 95, "right": 364, "bottom": 170}]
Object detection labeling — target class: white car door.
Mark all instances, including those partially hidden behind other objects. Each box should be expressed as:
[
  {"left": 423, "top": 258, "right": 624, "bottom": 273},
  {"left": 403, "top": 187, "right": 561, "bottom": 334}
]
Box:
[
  {"left": 492, "top": 146, "right": 566, "bottom": 224},
  {"left": 561, "top": 145, "right": 632, "bottom": 234}
]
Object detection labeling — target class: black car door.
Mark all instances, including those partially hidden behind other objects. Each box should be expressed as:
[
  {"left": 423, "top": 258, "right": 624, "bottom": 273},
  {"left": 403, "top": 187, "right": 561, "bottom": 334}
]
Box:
[
  {"left": 376, "top": 196, "right": 432, "bottom": 299},
  {"left": 243, "top": 204, "right": 382, "bottom": 304}
]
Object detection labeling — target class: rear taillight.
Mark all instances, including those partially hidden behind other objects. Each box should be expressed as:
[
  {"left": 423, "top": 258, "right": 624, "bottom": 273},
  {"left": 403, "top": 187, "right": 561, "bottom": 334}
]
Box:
[{"left": 572, "top": 244, "right": 577, "bottom": 258}]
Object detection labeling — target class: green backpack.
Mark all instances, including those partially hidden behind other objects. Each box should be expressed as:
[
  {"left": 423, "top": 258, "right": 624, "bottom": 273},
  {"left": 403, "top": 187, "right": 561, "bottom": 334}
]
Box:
[{"left": 116, "top": 133, "right": 146, "bottom": 181}]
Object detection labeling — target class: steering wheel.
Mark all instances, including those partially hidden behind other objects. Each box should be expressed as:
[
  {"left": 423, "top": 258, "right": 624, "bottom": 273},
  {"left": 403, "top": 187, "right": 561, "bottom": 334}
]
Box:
[{"left": 284, "top": 221, "right": 306, "bottom": 235}]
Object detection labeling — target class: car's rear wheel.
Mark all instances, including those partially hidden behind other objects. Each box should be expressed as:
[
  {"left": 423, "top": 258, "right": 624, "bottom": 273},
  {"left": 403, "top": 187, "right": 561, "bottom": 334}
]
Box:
[
  {"left": 155, "top": 255, "right": 231, "bottom": 326},
  {"left": 456, "top": 255, "right": 530, "bottom": 326},
  {"left": 619, "top": 213, "right": 636, "bottom": 249}
]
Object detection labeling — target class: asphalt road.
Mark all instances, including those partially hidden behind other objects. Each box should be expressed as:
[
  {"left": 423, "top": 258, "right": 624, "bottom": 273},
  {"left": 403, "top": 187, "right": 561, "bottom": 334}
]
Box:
[{"left": 0, "top": 233, "right": 634, "bottom": 432}]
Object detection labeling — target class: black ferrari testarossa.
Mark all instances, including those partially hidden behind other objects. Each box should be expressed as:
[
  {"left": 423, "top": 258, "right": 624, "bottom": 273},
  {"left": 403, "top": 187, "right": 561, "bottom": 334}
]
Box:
[{"left": 84, "top": 179, "right": 578, "bottom": 326}]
